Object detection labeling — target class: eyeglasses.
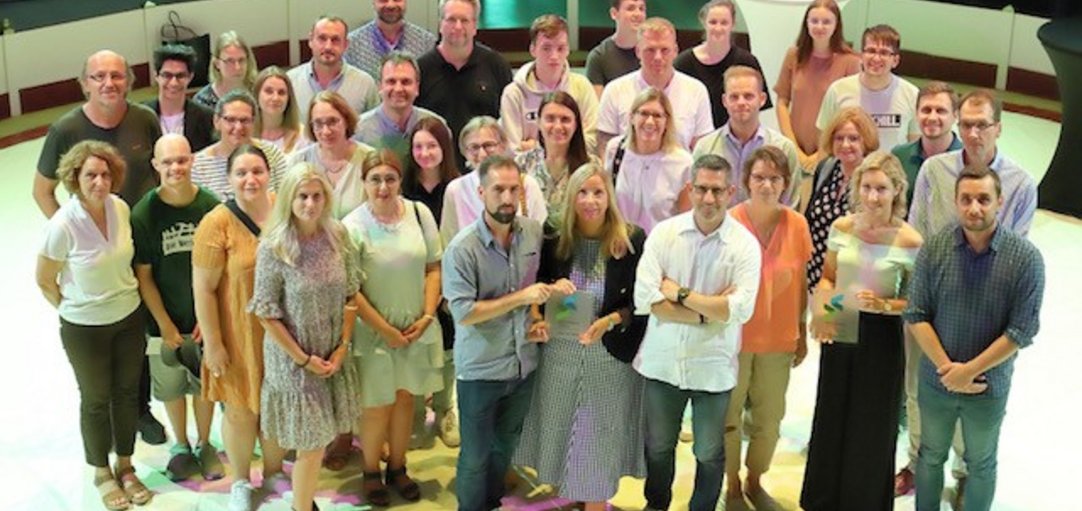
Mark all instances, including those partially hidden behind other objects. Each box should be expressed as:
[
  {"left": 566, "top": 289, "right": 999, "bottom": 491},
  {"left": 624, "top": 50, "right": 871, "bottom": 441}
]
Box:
[
  {"left": 366, "top": 175, "right": 400, "bottom": 187},
  {"left": 312, "top": 117, "right": 342, "bottom": 130},
  {"left": 862, "top": 47, "right": 896, "bottom": 58},
  {"left": 750, "top": 174, "right": 785, "bottom": 186},
  {"left": 959, "top": 120, "right": 997, "bottom": 133},
  {"left": 218, "top": 57, "right": 247, "bottom": 67},
  {"left": 465, "top": 141, "right": 501, "bottom": 154},
  {"left": 220, "top": 116, "right": 253, "bottom": 126},
  {"left": 86, "top": 72, "right": 127, "bottom": 83},
  {"left": 692, "top": 185, "right": 728, "bottom": 197},
  {"left": 157, "top": 71, "right": 191, "bottom": 82},
  {"left": 633, "top": 110, "right": 667, "bottom": 121}
]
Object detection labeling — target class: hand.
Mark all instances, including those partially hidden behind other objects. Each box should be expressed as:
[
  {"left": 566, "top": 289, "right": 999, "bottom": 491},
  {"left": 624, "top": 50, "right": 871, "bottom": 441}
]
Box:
[
  {"left": 520, "top": 283, "right": 554, "bottom": 306},
  {"left": 518, "top": 139, "right": 538, "bottom": 152},
  {"left": 938, "top": 362, "right": 983, "bottom": 393},
  {"left": 380, "top": 326, "right": 411, "bottom": 349},
  {"left": 191, "top": 323, "right": 203, "bottom": 344},
  {"left": 793, "top": 336, "right": 809, "bottom": 367},
  {"left": 660, "top": 278, "right": 681, "bottom": 302},
  {"left": 527, "top": 320, "right": 550, "bottom": 343},
  {"left": 161, "top": 325, "right": 184, "bottom": 350},
  {"left": 328, "top": 345, "right": 349, "bottom": 373},
  {"left": 855, "top": 289, "right": 885, "bottom": 313},
  {"left": 798, "top": 153, "right": 819, "bottom": 173},
  {"left": 401, "top": 316, "right": 433, "bottom": 343},
  {"left": 204, "top": 340, "right": 230, "bottom": 378},
  {"left": 810, "top": 315, "right": 836, "bottom": 344},
  {"left": 550, "top": 278, "right": 577, "bottom": 296},
  {"left": 303, "top": 355, "right": 336, "bottom": 378},
  {"left": 579, "top": 316, "right": 611, "bottom": 345}
]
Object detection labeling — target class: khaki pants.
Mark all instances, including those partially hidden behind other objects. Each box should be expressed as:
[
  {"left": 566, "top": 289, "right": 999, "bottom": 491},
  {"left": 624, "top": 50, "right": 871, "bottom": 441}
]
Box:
[{"left": 724, "top": 352, "right": 794, "bottom": 475}]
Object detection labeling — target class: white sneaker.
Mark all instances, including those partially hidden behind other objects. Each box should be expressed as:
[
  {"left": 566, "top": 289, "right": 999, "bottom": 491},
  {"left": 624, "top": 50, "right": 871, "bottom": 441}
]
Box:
[
  {"left": 229, "top": 479, "right": 254, "bottom": 511},
  {"left": 437, "top": 410, "right": 461, "bottom": 447}
]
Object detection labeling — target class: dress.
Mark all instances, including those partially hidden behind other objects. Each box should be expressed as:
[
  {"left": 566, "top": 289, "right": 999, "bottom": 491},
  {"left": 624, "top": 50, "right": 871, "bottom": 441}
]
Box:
[
  {"left": 513, "top": 239, "right": 646, "bottom": 501},
  {"left": 192, "top": 205, "right": 266, "bottom": 413},
  {"left": 248, "top": 232, "right": 362, "bottom": 450},
  {"left": 800, "top": 226, "right": 917, "bottom": 511},
  {"left": 805, "top": 160, "right": 849, "bottom": 288},
  {"left": 343, "top": 199, "right": 445, "bottom": 408}
]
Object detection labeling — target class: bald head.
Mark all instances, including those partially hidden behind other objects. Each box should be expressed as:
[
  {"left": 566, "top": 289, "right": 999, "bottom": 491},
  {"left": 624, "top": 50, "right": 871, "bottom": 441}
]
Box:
[
  {"left": 80, "top": 50, "right": 132, "bottom": 107},
  {"left": 153, "top": 134, "right": 195, "bottom": 189}
]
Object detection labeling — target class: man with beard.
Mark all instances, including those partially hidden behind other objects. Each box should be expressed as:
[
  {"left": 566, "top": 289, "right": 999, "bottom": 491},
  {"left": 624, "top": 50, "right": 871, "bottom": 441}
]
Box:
[
  {"left": 442, "top": 154, "right": 572, "bottom": 511},
  {"left": 904, "top": 165, "right": 1044, "bottom": 511},
  {"left": 345, "top": 0, "right": 437, "bottom": 80},
  {"left": 289, "top": 15, "right": 379, "bottom": 125},
  {"left": 891, "top": 81, "right": 963, "bottom": 214},
  {"left": 633, "top": 154, "right": 760, "bottom": 511}
]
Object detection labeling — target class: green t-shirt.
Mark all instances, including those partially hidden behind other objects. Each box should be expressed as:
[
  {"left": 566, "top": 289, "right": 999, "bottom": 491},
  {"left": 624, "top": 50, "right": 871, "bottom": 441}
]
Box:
[{"left": 131, "top": 186, "right": 220, "bottom": 336}]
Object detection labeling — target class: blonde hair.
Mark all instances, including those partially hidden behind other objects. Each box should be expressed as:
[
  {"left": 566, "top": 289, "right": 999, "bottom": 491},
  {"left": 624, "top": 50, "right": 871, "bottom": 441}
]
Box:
[
  {"left": 556, "top": 162, "right": 634, "bottom": 262},
  {"left": 849, "top": 151, "right": 908, "bottom": 219},
  {"left": 209, "top": 31, "right": 259, "bottom": 90},
  {"left": 252, "top": 66, "right": 302, "bottom": 152},
  {"left": 262, "top": 163, "right": 349, "bottom": 267},
  {"left": 627, "top": 87, "right": 678, "bottom": 153},
  {"left": 56, "top": 140, "right": 127, "bottom": 198}
]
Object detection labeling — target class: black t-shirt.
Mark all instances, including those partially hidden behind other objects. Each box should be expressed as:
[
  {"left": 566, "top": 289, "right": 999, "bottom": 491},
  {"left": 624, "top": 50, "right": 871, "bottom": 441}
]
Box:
[
  {"left": 403, "top": 180, "right": 449, "bottom": 225},
  {"left": 585, "top": 36, "right": 640, "bottom": 86},
  {"left": 674, "top": 46, "right": 773, "bottom": 128}
]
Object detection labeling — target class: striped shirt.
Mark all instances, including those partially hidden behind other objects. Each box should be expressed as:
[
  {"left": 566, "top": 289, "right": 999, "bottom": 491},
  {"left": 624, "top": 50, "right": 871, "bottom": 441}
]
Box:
[
  {"left": 903, "top": 226, "right": 1044, "bottom": 398},
  {"left": 191, "top": 139, "right": 288, "bottom": 201}
]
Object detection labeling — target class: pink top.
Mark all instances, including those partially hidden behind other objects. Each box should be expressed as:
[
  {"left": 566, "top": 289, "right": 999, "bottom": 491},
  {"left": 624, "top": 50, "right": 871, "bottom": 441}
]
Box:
[
  {"left": 731, "top": 203, "right": 813, "bottom": 353},
  {"left": 775, "top": 47, "right": 861, "bottom": 155}
]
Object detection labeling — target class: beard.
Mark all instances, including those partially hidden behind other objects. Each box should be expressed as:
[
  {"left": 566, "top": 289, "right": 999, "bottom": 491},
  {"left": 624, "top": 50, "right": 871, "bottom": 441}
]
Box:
[
  {"left": 378, "top": 8, "right": 403, "bottom": 24},
  {"left": 487, "top": 206, "right": 516, "bottom": 225}
]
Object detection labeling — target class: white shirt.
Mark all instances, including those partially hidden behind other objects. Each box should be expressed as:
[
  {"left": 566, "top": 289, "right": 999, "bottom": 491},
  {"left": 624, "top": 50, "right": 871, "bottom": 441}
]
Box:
[
  {"left": 439, "top": 170, "right": 549, "bottom": 243},
  {"left": 816, "top": 74, "right": 919, "bottom": 151},
  {"left": 40, "top": 195, "right": 141, "bottom": 325},
  {"left": 604, "top": 137, "right": 693, "bottom": 234},
  {"left": 633, "top": 211, "right": 761, "bottom": 392},
  {"left": 597, "top": 70, "right": 714, "bottom": 150}
]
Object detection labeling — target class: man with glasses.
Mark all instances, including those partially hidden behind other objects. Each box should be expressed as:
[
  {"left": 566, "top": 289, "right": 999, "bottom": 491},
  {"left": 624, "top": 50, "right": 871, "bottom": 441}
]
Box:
[
  {"left": 417, "top": 0, "right": 512, "bottom": 167},
  {"left": 816, "top": 24, "right": 920, "bottom": 150},
  {"left": 33, "top": 49, "right": 162, "bottom": 217},
  {"left": 633, "top": 154, "right": 761, "bottom": 511},
  {"left": 345, "top": 0, "right": 437, "bottom": 80},
  {"left": 288, "top": 15, "right": 379, "bottom": 125},
  {"left": 145, "top": 44, "right": 216, "bottom": 153}
]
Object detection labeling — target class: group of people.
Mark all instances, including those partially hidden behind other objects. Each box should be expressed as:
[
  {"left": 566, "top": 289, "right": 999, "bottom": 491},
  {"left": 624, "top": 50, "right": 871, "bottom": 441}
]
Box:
[{"left": 31, "top": 1, "right": 1044, "bottom": 511}]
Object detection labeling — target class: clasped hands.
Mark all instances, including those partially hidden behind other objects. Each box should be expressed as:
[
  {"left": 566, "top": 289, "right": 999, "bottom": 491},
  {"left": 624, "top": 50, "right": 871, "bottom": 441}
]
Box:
[
  {"left": 378, "top": 314, "right": 437, "bottom": 349},
  {"left": 938, "top": 361, "right": 988, "bottom": 394}
]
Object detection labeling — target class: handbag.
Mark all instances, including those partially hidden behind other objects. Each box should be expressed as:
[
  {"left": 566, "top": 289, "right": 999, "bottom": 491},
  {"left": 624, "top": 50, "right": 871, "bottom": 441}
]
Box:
[{"left": 160, "top": 11, "right": 211, "bottom": 88}]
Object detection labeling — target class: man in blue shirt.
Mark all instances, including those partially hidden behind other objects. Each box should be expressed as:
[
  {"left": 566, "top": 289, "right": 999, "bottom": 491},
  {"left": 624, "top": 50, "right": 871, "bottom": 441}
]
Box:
[
  {"left": 904, "top": 165, "right": 1044, "bottom": 511},
  {"left": 442, "top": 154, "right": 572, "bottom": 511}
]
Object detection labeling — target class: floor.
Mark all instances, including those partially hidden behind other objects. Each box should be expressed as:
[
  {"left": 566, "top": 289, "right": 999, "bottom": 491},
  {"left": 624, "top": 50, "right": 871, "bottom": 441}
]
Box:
[{"left": 2, "top": 105, "right": 1078, "bottom": 510}]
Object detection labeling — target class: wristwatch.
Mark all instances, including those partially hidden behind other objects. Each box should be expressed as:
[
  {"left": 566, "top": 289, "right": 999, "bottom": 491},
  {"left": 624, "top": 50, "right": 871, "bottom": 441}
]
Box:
[
  {"left": 676, "top": 287, "right": 691, "bottom": 305},
  {"left": 881, "top": 299, "right": 893, "bottom": 312}
]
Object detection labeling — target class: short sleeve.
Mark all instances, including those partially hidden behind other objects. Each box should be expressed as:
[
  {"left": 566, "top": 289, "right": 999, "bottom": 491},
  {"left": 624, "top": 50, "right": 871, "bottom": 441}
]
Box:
[
  {"left": 793, "top": 213, "right": 814, "bottom": 263},
  {"left": 825, "top": 223, "right": 848, "bottom": 252},
  {"left": 247, "top": 243, "right": 285, "bottom": 319},
  {"left": 585, "top": 46, "right": 605, "bottom": 85},
  {"left": 415, "top": 202, "right": 443, "bottom": 263},
  {"left": 342, "top": 235, "right": 363, "bottom": 297},
  {"left": 36, "top": 125, "right": 67, "bottom": 179},
  {"left": 131, "top": 204, "right": 154, "bottom": 265},
  {"left": 774, "top": 47, "right": 797, "bottom": 101},
  {"left": 192, "top": 208, "right": 228, "bottom": 270},
  {"left": 41, "top": 218, "right": 72, "bottom": 262},
  {"left": 597, "top": 83, "right": 620, "bottom": 136}
]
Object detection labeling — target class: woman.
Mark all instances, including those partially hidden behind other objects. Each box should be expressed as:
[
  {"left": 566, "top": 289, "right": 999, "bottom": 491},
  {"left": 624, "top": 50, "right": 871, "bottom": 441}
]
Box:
[
  {"left": 775, "top": 0, "right": 860, "bottom": 172},
  {"left": 193, "top": 145, "right": 287, "bottom": 511},
  {"left": 514, "top": 91, "right": 592, "bottom": 228},
  {"left": 402, "top": 117, "right": 461, "bottom": 449},
  {"left": 288, "top": 90, "right": 374, "bottom": 220},
  {"left": 248, "top": 164, "right": 362, "bottom": 511},
  {"left": 253, "top": 66, "right": 305, "bottom": 154},
  {"left": 342, "top": 150, "right": 445, "bottom": 505},
  {"left": 36, "top": 141, "right": 151, "bottom": 511},
  {"left": 604, "top": 87, "right": 692, "bottom": 234},
  {"left": 724, "top": 146, "right": 813, "bottom": 509},
  {"left": 801, "top": 151, "right": 922, "bottom": 511},
  {"left": 514, "top": 163, "right": 647, "bottom": 511},
  {"left": 674, "top": 0, "right": 771, "bottom": 129},
  {"left": 193, "top": 30, "right": 259, "bottom": 110},
  {"left": 805, "top": 107, "right": 879, "bottom": 289},
  {"left": 192, "top": 89, "right": 289, "bottom": 201}
]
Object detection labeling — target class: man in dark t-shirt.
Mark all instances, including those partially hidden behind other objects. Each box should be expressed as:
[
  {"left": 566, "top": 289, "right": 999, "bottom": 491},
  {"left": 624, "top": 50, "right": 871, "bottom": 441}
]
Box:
[{"left": 584, "top": 0, "right": 646, "bottom": 97}]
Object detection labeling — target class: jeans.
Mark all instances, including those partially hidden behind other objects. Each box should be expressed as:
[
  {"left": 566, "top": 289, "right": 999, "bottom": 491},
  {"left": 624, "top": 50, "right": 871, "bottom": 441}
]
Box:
[
  {"left": 455, "top": 373, "right": 536, "bottom": 511},
  {"left": 643, "top": 378, "right": 731, "bottom": 511},
  {"left": 915, "top": 380, "right": 1008, "bottom": 511}
]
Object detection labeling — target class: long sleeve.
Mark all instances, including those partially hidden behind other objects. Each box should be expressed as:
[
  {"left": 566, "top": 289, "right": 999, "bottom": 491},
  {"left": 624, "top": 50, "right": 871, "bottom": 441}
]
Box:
[
  {"left": 908, "top": 162, "right": 933, "bottom": 238},
  {"left": 633, "top": 228, "right": 666, "bottom": 315}
]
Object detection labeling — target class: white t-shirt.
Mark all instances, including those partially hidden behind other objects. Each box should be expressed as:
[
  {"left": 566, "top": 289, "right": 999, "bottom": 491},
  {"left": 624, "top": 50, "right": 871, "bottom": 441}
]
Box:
[
  {"left": 159, "top": 111, "right": 184, "bottom": 135},
  {"left": 40, "top": 195, "right": 141, "bottom": 325},
  {"left": 816, "top": 74, "right": 919, "bottom": 151},
  {"left": 597, "top": 70, "right": 714, "bottom": 150},
  {"left": 604, "top": 136, "right": 693, "bottom": 234}
]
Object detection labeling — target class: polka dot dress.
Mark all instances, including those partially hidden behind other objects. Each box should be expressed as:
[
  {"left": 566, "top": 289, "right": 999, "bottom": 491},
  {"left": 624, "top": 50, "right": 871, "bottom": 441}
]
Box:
[{"left": 806, "top": 161, "right": 850, "bottom": 288}]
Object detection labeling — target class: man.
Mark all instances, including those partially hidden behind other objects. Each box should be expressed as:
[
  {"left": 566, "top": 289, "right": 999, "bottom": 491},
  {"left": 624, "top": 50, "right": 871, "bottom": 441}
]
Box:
[
  {"left": 354, "top": 51, "right": 446, "bottom": 165},
  {"left": 131, "top": 134, "right": 222, "bottom": 482},
  {"left": 145, "top": 44, "right": 216, "bottom": 152},
  {"left": 442, "top": 154, "right": 572, "bottom": 511},
  {"left": 344, "top": 0, "right": 437, "bottom": 79},
  {"left": 693, "top": 65, "right": 801, "bottom": 207},
  {"left": 417, "top": 0, "right": 513, "bottom": 165},
  {"left": 288, "top": 15, "right": 379, "bottom": 125},
  {"left": 596, "top": 17, "right": 713, "bottom": 157},
  {"left": 892, "top": 81, "right": 963, "bottom": 213},
  {"left": 33, "top": 50, "right": 162, "bottom": 216},
  {"left": 904, "top": 165, "right": 1044, "bottom": 511},
  {"left": 585, "top": 0, "right": 646, "bottom": 97},
  {"left": 910, "top": 89, "right": 1037, "bottom": 238},
  {"left": 500, "top": 14, "right": 599, "bottom": 154},
  {"left": 634, "top": 154, "right": 761, "bottom": 511},
  {"left": 817, "top": 24, "right": 920, "bottom": 151}
]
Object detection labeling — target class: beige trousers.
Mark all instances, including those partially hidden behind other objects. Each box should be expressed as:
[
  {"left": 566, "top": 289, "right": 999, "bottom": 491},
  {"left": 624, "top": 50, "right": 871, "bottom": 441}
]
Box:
[{"left": 724, "top": 351, "right": 795, "bottom": 475}]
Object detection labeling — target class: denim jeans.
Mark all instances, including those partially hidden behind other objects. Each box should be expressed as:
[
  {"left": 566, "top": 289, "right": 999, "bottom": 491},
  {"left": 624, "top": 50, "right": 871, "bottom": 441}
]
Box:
[
  {"left": 455, "top": 373, "right": 536, "bottom": 511},
  {"left": 643, "top": 378, "right": 731, "bottom": 511},
  {"left": 915, "top": 380, "right": 1008, "bottom": 511}
]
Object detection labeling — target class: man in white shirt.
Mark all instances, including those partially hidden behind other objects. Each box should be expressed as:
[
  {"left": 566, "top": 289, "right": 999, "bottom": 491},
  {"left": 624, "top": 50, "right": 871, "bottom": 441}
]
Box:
[
  {"left": 597, "top": 17, "right": 713, "bottom": 159},
  {"left": 693, "top": 65, "right": 801, "bottom": 207},
  {"left": 289, "top": 15, "right": 379, "bottom": 125},
  {"left": 634, "top": 153, "right": 761, "bottom": 511}
]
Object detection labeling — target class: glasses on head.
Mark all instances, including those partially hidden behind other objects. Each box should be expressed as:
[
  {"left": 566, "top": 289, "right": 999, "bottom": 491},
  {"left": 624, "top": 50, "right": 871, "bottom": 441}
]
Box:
[
  {"left": 312, "top": 117, "right": 343, "bottom": 130},
  {"left": 218, "top": 57, "right": 247, "bottom": 67},
  {"left": 862, "top": 47, "right": 896, "bottom": 58},
  {"left": 157, "top": 71, "right": 191, "bottom": 82},
  {"left": 692, "top": 185, "right": 728, "bottom": 197},
  {"left": 86, "top": 72, "right": 127, "bottom": 83},
  {"left": 633, "top": 110, "right": 666, "bottom": 121},
  {"left": 466, "top": 141, "right": 500, "bottom": 154},
  {"left": 366, "top": 175, "right": 400, "bottom": 187},
  {"left": 220, "top": 115, "right": 253, "bottom": 127},
  {"left": 750, "top": 174, "right": 785, "bottom": 186},
  {"left": 959, "top": 120, "right": 997, "bottom": 133}
]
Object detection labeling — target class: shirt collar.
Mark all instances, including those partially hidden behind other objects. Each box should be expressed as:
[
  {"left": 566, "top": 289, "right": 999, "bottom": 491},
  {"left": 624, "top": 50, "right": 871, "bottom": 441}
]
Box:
[
  {"left": 306, "top": 61, "right": 346, "bottom": 91},
  {"left": 722, "top": 123, "right": 765, "bottom": 148},
  {"left": 959, "top": 146, "right": 1003, "bottom": 171},
  {"left": 676, "top": 210, "right": 729, "bottom": 240},
  {"left": 375, "top": 105, "right": 417, "bottom": 133},
  {"left": 476, "top": 215, "right": 521, "bottom": 249},
  {"left": 953, "top": 223, "right": 1005, "bottom": 254}
]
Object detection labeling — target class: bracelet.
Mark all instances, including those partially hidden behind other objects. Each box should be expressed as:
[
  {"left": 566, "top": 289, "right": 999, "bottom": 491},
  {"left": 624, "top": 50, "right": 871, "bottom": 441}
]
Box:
[
  {"left": 422, "top": 314, "right": 436, "bottom": 321},
  {"left": 296, "top": 353, "right": 312, "bottom": 367}
]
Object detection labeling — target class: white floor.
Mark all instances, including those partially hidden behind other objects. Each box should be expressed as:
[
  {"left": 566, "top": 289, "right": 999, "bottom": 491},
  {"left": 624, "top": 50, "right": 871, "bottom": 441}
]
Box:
[{"left": 2, "top": 110, "right": 1080, "bottom": 510}]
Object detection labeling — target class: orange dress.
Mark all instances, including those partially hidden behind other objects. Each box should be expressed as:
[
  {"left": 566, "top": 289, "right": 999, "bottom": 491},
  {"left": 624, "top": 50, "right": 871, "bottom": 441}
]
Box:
[{"left": 193, "top": 204, "right": 265, "bottom": 414}]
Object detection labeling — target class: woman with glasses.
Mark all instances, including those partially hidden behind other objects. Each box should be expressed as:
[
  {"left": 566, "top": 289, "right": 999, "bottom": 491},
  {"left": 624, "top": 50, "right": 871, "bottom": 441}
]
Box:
[
  {"left": 192, "top": 90, "right": 288, "bottom": 201},
  {"left": 194, "top": 30, "right": 259, "bottom": 110},
  {"left": 253, "top": 67, "right": 305, "bottom": 155},
  {"left": 604, "top": 87, "right": 692, "bottom": 234}
]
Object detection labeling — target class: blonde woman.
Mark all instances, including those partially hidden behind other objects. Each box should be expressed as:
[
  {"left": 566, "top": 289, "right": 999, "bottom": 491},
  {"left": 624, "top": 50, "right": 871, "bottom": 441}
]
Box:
[
  {"left": 193, "top": 30, "right": 259, "bottom": 110},
  {"left": 253, "top": 66, "right": 305, "bottom": 154},
  {"left": 248, "top": 164, "right": 362, "bottom": 511}
]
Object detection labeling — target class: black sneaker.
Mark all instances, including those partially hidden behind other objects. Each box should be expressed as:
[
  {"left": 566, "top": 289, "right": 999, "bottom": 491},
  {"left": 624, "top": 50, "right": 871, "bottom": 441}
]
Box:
[{"left": 138, "top": 413, "right": 167, "bottom": 445}]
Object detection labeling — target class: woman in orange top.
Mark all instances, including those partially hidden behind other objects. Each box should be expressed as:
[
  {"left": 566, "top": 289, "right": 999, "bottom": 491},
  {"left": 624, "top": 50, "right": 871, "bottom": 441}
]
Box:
[
  {"left": 724, "top": 146, "right": 813, "bottom": 509},
  {"left": 192, "top": 144, "right": 286, "bottom": 510}
]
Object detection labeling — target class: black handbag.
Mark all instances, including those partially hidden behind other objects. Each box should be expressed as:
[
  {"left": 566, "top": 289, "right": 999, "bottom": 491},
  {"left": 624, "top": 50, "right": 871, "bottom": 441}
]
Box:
[{"left": 160, "top": 11, "right": 211, "bottom": 88}]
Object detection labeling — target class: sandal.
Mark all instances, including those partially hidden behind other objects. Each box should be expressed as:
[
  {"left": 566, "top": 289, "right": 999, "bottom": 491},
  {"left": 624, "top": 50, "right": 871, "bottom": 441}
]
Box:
[
  {"left": 363, "top": 470, "right": 391, "bottom": 507},
  {"left": 94, "top": 473, "right": 130, "bottom": 510},
  {"left": 385, "top": 466, "right": 421, "bottom": 502},
  {"left": 114, "top": 465, "right": 153, "bottom": 506},
  {"left": 321, "top": 434, "right": 353, "bottom": 471}
]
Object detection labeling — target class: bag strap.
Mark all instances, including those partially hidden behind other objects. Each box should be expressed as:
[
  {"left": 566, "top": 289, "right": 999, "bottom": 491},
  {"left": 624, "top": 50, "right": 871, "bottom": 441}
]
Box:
[
  {"left": 611, "top": 136, "right": 628, "bottom": 179},
  {"left": 160, "top": 11, "right": 199, "bottom": 42},
  {"left": 225, "top": 200, "right": 261, "bottom": 237},
  {"left": 518, "top": 174, "right": 528, "bottom": 218}
]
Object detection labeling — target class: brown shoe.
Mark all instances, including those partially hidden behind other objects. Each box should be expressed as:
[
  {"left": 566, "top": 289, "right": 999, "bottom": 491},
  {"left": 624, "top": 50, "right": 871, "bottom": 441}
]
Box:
[{"left": 894, "top": 467, "right": 915, "bottom": 496}]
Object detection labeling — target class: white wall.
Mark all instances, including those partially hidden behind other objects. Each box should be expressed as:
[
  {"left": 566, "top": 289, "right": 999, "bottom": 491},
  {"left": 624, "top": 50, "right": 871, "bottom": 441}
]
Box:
[{"left": 1010, "top": 13, "right": 1054, "bottom": 75}]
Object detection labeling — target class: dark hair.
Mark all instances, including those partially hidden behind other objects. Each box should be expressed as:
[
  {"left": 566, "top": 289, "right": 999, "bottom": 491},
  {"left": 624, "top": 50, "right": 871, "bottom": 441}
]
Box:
[
  {"left": 742, "top": 146, "right": 792, "bottom": 194},
  {"left": 955, "top": 163, "right": 1002, "bottom": 198},
  {"left": 863, "top": 24, "right": 901, "bottom": 54},
  {"left": 215, "top": 88, "right": 258, "bottom": 117},
  {"left": 314, "top": 14, "right": 349, "bottom": 34},
  {"left": 227, "top": 144, "right": 270, "bottom": 175},
  {"left": 530, "top": 14, "right": 569, "bottom": 43},
  {"left": 404, "top": 117, "right": 461, "bottom": 192},
  {"left": 153, "top": 43, "right": 197, "bottom": 74},
  {"left": 538, "top": 92, "right": 590, "bottom": 172},
  {"left": 960, "top": 88, "right": 1003, "bottom": 122},
  {"left": 691, "top": 153, "right": 732, "bottom": 186},
  {"left": 477, "top": 154, "right": 519, "bottom": 185},
  {"left": 795, "top": 0, "right": 852, "bottom": 66}
]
